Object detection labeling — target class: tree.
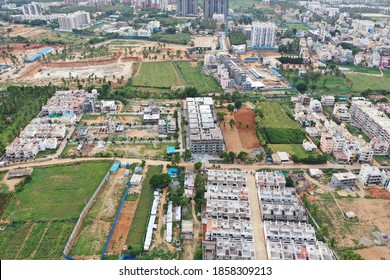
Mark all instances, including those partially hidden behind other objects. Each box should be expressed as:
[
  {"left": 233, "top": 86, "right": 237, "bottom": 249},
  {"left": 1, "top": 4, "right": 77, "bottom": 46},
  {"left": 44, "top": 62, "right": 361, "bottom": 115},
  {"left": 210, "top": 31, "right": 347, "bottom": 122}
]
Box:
[
  {"left": 296, "top": 82, "right": 308, "bottom": 93},
  {"left": 172, "top": 152, "right": 181, "bottom": 166},
  {"left": 194, "top": 161, "right": 203, "bottom": 172},
  {"left": 238, "top": 121, "right": 242, "bottom": 129},
  {"left": 246, "top": 122, "right": 250, "bottom": 129},
  {"left": 328, "top": 237, "right": 337, "bottom": 250},
  {"left": 229, "top": 118, "right": 236, "bottom": 128},
  {"left": 184, "top": 149, "right": 192, "bottom": 160},
  {"left": 227, "top": 104, "right": 235, "bottom": 112},
  {"left": 234, "top": 99, "right": 242, "bottom": 109},
  {"left": 237, "top": 151, "right": 249, "bottom": 162},
  {"left": 286, "top": 177, "right": 294, "bottom": 188},
  {"left": 150, "top": 174, "right": 172, "bottom": 189}
]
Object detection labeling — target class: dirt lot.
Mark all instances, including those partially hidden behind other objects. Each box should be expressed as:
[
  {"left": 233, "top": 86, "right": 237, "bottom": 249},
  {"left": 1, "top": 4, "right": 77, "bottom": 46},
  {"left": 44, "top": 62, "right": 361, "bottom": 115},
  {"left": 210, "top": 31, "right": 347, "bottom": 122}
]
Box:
[
  {"left": 219, "top": 108, "right": 261, "bottom": 153},
  {"left": 125, "top": 128, "right": 159, "bottom": 138},
  {"left": 106, "top": 201, "right": 137, "bottom": 254},
  {"left": 0, "top": 174, "right": 24, "bottom": 192},
  {"left": 71, "top": 168, "right": 127, "bottom": 258},
  {"left": 81, "top": 115, "right": 141, "bottom": 126},
  {"left": 366, "top": 186, "right": 390, "bottom": 199},
  {"left": 312, "top": 195, "right": 390, "bottom": 259}
]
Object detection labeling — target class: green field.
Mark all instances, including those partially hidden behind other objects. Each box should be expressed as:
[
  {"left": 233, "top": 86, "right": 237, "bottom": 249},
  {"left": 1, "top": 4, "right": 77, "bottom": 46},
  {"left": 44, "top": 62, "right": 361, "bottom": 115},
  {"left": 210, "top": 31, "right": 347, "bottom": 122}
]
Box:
[
  {"left": 270, "top": 144, "right": 312, "bottom": 158},
  {"left": 0, "top": 221, "right": 74, "bottom": 259},
  {"left": 331, "top": 64, "right": 382, "bottom": 75},
  {"left": 126, "top": 165, "right": 163, "bottom": 250},
  {"left": 255, "top": 102, "right": 306, "bottom": 144},
  {"left": 285, "top": 23, "right": 312, "bottom": 31},
  {"left": 132, "top": 61, "right": 222, "bottom": 93},
  {"left": 347, "top": 70, "right": 390, "bottom": 92},
  {"left": 4, "top": 161, "right": 113, "bottom": 221},
  {"left": 133, "top": 61, "right": 183, "bottom": 89},
  {"left": 173, "top": 61, "right": 221, "bottom": 93}
]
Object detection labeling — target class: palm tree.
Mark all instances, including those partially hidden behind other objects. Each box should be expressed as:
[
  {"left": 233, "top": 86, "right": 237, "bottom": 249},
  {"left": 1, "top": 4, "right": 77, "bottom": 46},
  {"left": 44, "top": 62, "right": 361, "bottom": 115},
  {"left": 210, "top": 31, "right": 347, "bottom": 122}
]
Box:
[{"left": 229, "top": 118, "right": 236, "bottom": 128}]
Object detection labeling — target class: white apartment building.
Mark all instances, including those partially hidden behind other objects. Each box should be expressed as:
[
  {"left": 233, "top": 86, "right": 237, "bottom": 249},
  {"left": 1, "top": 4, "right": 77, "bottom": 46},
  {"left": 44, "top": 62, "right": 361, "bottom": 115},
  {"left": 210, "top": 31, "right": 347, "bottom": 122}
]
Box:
[
  {"left": 250, "top": 22, "right": 276, "bottom": 48},
  {"left": 186, "top": 97, "right": 224, "bottom": 154},
  {"left": 22, "top": 2, "right": 44, "bottom": 16},
  {"left": 330, "top": 172, "right": 357, "bottom": 188},
  {"left": 321, "top": 95, "right": 335, "bottom": 107},
  {"left": 302, "top": 140, "right": 317, "bottom": 152},
  {"left": 350, "top": 101, "right": 390, "bottom": 153},
  {"left": 58, "top": 11, "right": 91, "bottom": 31},
  {"left": 309, "top": 99, "right": 322, "bottom": 112},
  {"left": 254, "top": 171, "right": 286, "bottom": 188},
  {"left": 359, "top": 164, "right": 382, "bottom": 185},
  {"left": 89, "top": 0, "right": 112, "bottom": 7},
  {"left": 333, "top": 103, "right": 351, "bottom": 123},
  {"left": 381, "top": 170, "right": 390, "bottom": 192},
  {"left": 370, "top": 138, "right": 390, "bottom": 155}
]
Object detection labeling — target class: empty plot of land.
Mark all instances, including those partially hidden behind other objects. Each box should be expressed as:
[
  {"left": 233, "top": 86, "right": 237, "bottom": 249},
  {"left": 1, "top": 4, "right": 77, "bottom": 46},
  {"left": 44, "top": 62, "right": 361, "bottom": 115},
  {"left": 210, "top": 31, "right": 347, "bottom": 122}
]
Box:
[
  {"left": 30, "top": 63, "right": 133, "bottom": 80},
  {"left": 132, "top": 61, "right": 183, "bottom": 88},
  {"left": 219, "top": 108, "right": 261, "bottom": 153},
  {"left": 310, "top": 194, "right": 390, "bottom": 259},
  {"left": 3, "top": 161, "right": 113, "bottom": 221},
  {"left": 70, "top": 168, "right": 127, "bottom": 257}
]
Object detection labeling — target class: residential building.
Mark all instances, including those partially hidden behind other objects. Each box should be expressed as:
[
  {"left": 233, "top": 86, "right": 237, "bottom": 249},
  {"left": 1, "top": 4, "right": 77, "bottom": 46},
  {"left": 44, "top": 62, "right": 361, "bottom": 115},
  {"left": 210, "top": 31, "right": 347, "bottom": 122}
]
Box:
[
  {"left": 350, "top": 100, "right": 390, "bottom": 151},
  {"left": 182, "top": 220, "right": 194, "bottom": 240},
  {"left": 359, "top": 164, "right": 382, "bottom": 185},
  {"left": 204, "top": 0, "right": 228, "bottom": 19},
  {"left": 143, "top": 102, "right": 160, "bottom": 124},
  {"left": 58, "top": 11, "right": 91, "bottom": 31},
  {"left": 321, "top": 95, "right": 335, "bottom": 106},
  {"left": 89, "top": 0, "right": 112, "bottom": 7},
  {"left": 186, "top": 97, "right": 224, "bottom": 154},
  {"left": 333, "top": 103, "right": 351, "bottom": 123},
  {"left": 22, "top": 2, "right": 44, "bottom": 16},
  {"left": 370, "top": 138, "right": 390, "bottom": 155},
  {"left": 302, "top": 140, "right": 317, "bottom": 152},
  {"left": 381, "top": 170, "right": 390, "bottom": 192},
  {"left": 250, "top": 22, "right": 276, "bottom": 48},
  {"left": 177, "top": 0, "right": 198, "bottom": 17},
  {"left": 330, "top": 172, "right": 357, "bottom": 188},
  {"left": 309, "top": 99, "right": 322, "bottom": 113},
  {"left": 320, "top": 133, "right": 334, "bottom": 153},
  {"left": 202, "top": 169, "right": 255, "bottom": 260},
  {"left": 254, "top": 171, "right": 286, "bottom": 188}
]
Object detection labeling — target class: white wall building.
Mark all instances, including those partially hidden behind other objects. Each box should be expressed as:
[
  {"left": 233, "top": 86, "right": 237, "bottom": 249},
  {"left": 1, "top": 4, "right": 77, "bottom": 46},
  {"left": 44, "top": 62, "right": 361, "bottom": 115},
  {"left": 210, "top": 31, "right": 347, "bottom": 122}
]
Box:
[
  {"left": 359, "top": 164, "right": 382, "bottom": 185},
  {"left": 58, "top": 11, "right": 91, "bottom": 31},
  {"left": 250, "top": 22, "right": 276, "bottom": 48}
]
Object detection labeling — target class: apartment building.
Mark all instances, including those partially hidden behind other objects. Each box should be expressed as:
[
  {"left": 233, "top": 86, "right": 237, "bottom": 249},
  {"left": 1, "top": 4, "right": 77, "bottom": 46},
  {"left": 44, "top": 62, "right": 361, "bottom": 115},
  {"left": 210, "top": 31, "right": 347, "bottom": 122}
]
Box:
[
  {"left": 370, "top": 138, "right": 390, "bottom": 155},
  {"left": 202, "top": 169, "right": 256, "bottom": 260},
  {"left": 264, "top": 221, "right": 316, "bottom": 244},
  {"left": 58, "top": 11, "right": 91, "bottom": 31},
  {"left": 204, "top": 0, "right": 228, "bottom": 19},
  {"left": 22, "top": 2, "right": 44, "bottom": 16},
  {"left": 359, "top": 164, "right": 382, "bottom": 185},
  {"left": 143, "top": 102, "right": 160, "bottom": 124},
  {"left": 177, "top": 0, "right": 198, "bottom": 17},
  {"left": 89, "top": 0, "right": 112, "bottom": 7},
  {"left": 254, "top": 171, "right": 286, "bottom": 189},
  {"left": 321, "top": 95, "right": 335, "bottom": 107},
  {"left": 333, "top": 103, "right": 351, "bottom": 123},
  {"left": 330, "top": 172, "right": 357, "bottom": 188},
  {"left": 350, "top": 101, "right": 390, "bottom": 153},
  {"left": 250, "top": 22, "right": 277, "bottom": 48},
  {"left": 186, "top": 97, "right": 224, "bottom": 154},
  {"left": 41, "top": 89, "right": 97, "bottom": 116},
  {"left": 381, "top": 170, "right": 390, "bottom": 192},
  {"left": 309, "top": 99, "right": 322, "bottom": 113},
  {"left": 320, "top": 133, "right": 334, "bottom": 154},
  {"left": 266, "top": 240, "right": 334, "bottom": 260}
]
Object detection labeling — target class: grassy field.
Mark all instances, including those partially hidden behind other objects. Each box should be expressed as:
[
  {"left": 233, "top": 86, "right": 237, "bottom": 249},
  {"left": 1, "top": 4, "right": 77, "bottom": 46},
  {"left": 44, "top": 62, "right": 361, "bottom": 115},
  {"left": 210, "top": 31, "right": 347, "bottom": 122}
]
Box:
[
  {"left": 255, "top": 102, "right": 306, "bottom": 144},
  {"left": 3, "top": 161, "right": 113, "bottom": 221},
  {"left": 269, "top": 144, "right": 313, "bottom": 158},
  {"left": 0, "top": 221, "right": 74, "bottom": 259},
  {"left": 374, "top": 155, "right": 390, "bottom": 166},
  {"left": 133, "top": 61, "right": 183, "bottom": 89},
  {"left": 285, "top": 23, "right": 312, "bottom": 31},
  {"left": 132, "top": 61, "right": 222, "bottom": 93},
  {"left": 126, "top": 165, "right": 163, "bottom": 249},
  {"left": 347, "top": 70, "right": 390, "bottom": 92},
  {"left": 331, "top": 64, "right": 382, "bottom": 75},
  {"left": 173, "top": 61, "right": 222, "bottom": 93}
]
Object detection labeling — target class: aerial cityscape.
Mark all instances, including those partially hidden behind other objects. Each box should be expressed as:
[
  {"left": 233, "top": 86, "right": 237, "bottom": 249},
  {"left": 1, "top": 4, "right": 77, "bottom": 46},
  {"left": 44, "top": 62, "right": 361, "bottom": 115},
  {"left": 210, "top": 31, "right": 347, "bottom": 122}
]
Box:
[{"left": 1, "top": 0, "right": 390, "bottom": 261}]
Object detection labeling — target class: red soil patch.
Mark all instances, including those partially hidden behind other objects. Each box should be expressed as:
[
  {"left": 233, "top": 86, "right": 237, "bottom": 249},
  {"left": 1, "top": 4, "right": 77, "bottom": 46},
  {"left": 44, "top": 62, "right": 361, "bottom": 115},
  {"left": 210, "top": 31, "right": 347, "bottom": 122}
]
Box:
[
  {"left": 233, "top": 108, "right": 262, "bottom": 150},
  {"left": 106, "top": 201, "right": 137, "bottom": 254},
  {"left": 366, "top": 187, "right": 390, "bottom": 200}
]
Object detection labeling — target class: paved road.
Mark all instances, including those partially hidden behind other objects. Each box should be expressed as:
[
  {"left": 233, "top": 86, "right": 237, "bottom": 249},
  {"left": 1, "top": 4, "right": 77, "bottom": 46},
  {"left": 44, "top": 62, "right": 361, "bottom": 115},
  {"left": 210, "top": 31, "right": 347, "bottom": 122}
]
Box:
[{"left": 246, "top": 172, "right": 267, "bottom": 260}]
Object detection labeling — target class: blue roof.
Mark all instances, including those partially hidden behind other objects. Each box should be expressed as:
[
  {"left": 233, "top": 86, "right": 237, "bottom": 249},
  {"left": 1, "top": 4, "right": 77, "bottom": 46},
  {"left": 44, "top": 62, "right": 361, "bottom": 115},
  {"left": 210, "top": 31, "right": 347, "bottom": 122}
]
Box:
[
  {"left": 166, "top": 146, "right": 176, "bottom": 154},
  {"left": 168, "top": 168, "right": 178, "bottom": 178},
  {"left": 110, "top": 162, "right": 121, "bottom": 172},
  {"left": 25, "top": 47, "right": 54, "bottom": 62}
]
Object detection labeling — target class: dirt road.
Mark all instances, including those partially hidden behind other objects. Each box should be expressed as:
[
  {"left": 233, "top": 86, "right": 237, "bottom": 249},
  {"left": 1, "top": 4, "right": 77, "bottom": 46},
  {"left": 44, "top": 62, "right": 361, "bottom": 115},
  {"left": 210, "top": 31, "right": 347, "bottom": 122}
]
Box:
[{"left": 246, "top": 172, "right": 267, "bottom": 260}]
